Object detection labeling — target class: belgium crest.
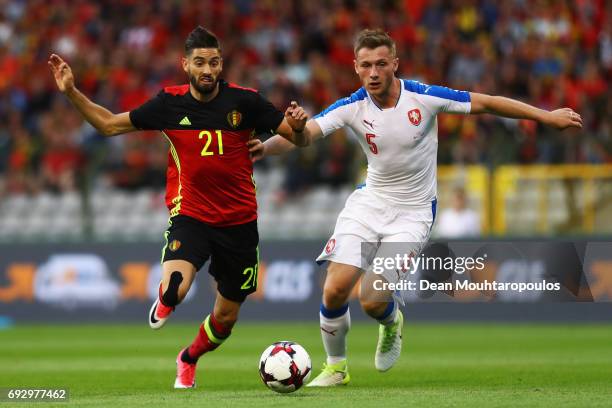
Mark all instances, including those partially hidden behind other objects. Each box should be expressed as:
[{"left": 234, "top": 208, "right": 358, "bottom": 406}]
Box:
[{"left": 227, "top": 110, "right": 242, "bottom": 128}]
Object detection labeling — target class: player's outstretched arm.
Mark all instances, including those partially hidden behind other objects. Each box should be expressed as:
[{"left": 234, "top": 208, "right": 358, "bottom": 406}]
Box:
[
  {"left": 48, "top": 53, "right": 136, "bottom": 136},
  {"left": 469, "top": 92, "right": 582, "bottom": 130}
]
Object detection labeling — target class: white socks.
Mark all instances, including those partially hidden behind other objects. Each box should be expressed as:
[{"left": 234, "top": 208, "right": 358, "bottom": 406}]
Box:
[
  {"left": 319, "top": 301, "right": 397, "bottom": 364},
  {"left": 319, "top": 303, "right": 350, "bottom": 364}
]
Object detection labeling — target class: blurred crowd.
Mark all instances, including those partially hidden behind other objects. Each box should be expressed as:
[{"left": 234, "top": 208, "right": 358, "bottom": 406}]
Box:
[{"left": 0, "top": 0, "right": 610, "bottom": 198}]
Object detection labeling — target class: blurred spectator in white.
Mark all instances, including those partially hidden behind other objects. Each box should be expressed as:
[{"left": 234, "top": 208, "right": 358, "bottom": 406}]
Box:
[{"left": 435, "top": 187, "right": 481, "bottom": 238}]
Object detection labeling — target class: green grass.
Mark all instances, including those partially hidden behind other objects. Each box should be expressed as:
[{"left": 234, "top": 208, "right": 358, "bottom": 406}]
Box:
[{"left": 1, "top": 322, "right": 612, "bottom": 407}]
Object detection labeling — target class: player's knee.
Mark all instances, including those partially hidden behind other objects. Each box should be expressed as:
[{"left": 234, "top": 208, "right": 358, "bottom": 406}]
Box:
[
  {"left": 322, "top": 284, "right": 351, "bottom": 309},
  {"left": 359, "top": 298, "right": 387, "bottom": 318},
  {"left": 161, "top": 271, "right": 184, "bottom": 307}
]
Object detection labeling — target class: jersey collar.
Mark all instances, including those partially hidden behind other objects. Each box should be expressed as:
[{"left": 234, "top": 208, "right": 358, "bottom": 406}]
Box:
[{"left": 369, "top": 78, "right": 402, "bottom": 111}]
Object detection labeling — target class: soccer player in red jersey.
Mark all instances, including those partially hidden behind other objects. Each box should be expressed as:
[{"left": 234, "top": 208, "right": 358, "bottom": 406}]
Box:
[{"left": 49, "top": 26, "right": 311, "bottom": 389}]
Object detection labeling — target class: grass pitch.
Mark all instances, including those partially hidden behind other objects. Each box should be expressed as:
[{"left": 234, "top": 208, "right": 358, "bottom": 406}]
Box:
[{"left": 2, "top": 321, "right": 611, "bottom": 407}]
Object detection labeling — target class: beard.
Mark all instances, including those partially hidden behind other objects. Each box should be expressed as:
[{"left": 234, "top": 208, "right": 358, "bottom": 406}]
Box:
[{"left": 189, "top": 72, "right": 218, "bottom": 95}]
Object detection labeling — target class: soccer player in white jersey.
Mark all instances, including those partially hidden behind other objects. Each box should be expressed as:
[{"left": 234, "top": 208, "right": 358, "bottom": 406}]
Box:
[{"left": 249, "top": 29, "right": 582, "bottom": 386}]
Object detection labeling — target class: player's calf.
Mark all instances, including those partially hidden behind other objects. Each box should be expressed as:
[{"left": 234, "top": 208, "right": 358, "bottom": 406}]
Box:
[
  {"left": 211, "top": 303, "right": 240, "bottom": 329},
  {"left": 322, "top": 284, "right": 353, "bottom": 310},
  {"left": 321, "top": 262, "right": 360, "bottom": 310},
  {"left": 161, "top": 271, "right": 184, "bottom": 307},
  {"left": 149, "top": 272, "right": 184, "bottom": 329},
  {"left": 360, "top": 298, "right": 390, "bottom": 319}
]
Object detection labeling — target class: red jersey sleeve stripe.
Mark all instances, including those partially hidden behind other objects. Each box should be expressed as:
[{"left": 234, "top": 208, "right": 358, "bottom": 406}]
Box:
[
  {"left": 164, "top": 84, "right": 190, "bottom": 96},
  {"left": 228, "top": 82, "right": 258, "bottom": 93}
]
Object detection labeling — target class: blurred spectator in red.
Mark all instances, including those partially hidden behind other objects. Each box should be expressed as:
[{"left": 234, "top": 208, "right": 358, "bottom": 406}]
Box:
[
  {"left": 38, "top": 102, "right": 84, "bottom": 193},
  {"left": 0, "top": 0, "right": 607, "bottom": 196}
]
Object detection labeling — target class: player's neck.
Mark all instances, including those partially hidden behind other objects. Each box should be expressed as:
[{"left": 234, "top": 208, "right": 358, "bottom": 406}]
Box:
[
  {"left": 189, "top": 83, "right": 220, "bottom": 103},
  {"left": 370, "top": 77, "right": 401, "bottom": 109}
]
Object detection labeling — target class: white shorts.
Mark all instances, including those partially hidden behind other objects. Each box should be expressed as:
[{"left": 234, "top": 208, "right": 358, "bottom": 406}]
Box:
[{"left": 317, "top": 187, "right": 437, "bottom": 284}]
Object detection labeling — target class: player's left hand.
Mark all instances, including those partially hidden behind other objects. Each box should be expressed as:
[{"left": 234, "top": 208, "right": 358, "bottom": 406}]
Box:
[
  {"left": 285, "top": 101, "right": 308, "bottom": 132},
  {"left": 545, "top": 108, "right": 583, "bottom": 130},
  {"left": 247, "top": 139, "right": 265, "bottom": 163}
]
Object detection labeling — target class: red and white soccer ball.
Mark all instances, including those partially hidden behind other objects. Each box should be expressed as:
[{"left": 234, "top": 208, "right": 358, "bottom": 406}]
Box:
[{"left": 258, "top": 341, "right": 311, "bottom": 393}]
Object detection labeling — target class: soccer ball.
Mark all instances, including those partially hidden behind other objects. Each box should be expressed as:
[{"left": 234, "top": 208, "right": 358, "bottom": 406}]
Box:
[{"left": 258, "top": 341, "right": 311, "bottom": 393}]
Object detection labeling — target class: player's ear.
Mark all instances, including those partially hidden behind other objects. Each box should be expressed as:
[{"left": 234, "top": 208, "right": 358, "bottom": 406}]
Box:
[
  {"left": 393, "top": 57, "right": 399, "bottom": 73},
  {"left": 181, "top": 56, "right": 189, "bottom": 74},
  {"left": 353, "top": 59, "right": 359, "bottom": 75}
]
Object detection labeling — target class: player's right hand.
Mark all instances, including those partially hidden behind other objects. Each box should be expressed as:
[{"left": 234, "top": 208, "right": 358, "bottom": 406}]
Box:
[
  {"left": 285, "top": 101, "right": 308, "bottom": 132},
  {"left": 247, "top": 139, "right": 265, "bottom": 163},
  {"left": 48, "top": 54, "right": 75, "bottom": 93},
  {"left": 545, "top": 108, "right": 583, "bottom": 130}
]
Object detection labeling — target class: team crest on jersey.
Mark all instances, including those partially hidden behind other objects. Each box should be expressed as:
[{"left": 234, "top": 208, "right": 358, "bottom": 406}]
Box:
[
  {"left": 325, "top": 238, "right": 336, "bottom": 254},
  {"left": 408, "top": 109, "right": 422, "bottom": 126},
  {"left": 169, "top": 240, "right": 181, "bottom": 252},
  {"left": 227, "top": 110, "right": 242, "bottom": 128}
]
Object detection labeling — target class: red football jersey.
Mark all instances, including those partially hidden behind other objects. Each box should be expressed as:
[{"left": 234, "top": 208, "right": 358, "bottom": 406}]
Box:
[{"left": 129, "top": 81, "right": 284, "bottom": 226}]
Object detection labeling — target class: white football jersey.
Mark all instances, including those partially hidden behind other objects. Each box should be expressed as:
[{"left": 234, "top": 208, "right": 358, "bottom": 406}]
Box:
[{"left": 314, "top": 79, "right": 471, "bottom": 207}]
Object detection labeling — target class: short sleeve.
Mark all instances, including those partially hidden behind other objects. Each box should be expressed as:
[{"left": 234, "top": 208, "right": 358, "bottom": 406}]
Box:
[
  {"left": 403, "top": 80, "right": 471, "bottom": 114},
  {"left": 313, "top": 99, "right": 356, "bottom": 137},
  {"left": 129, "top": 91, "right": 167, "bottom": 130},
  {"left": 250, "top": 92, "right": 285, "bottom": 135}
]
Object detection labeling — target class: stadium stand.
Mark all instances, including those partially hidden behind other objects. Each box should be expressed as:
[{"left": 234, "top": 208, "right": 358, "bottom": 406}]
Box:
[{"left": 0, "top": 0, "right": 609, "bottom": 239}]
